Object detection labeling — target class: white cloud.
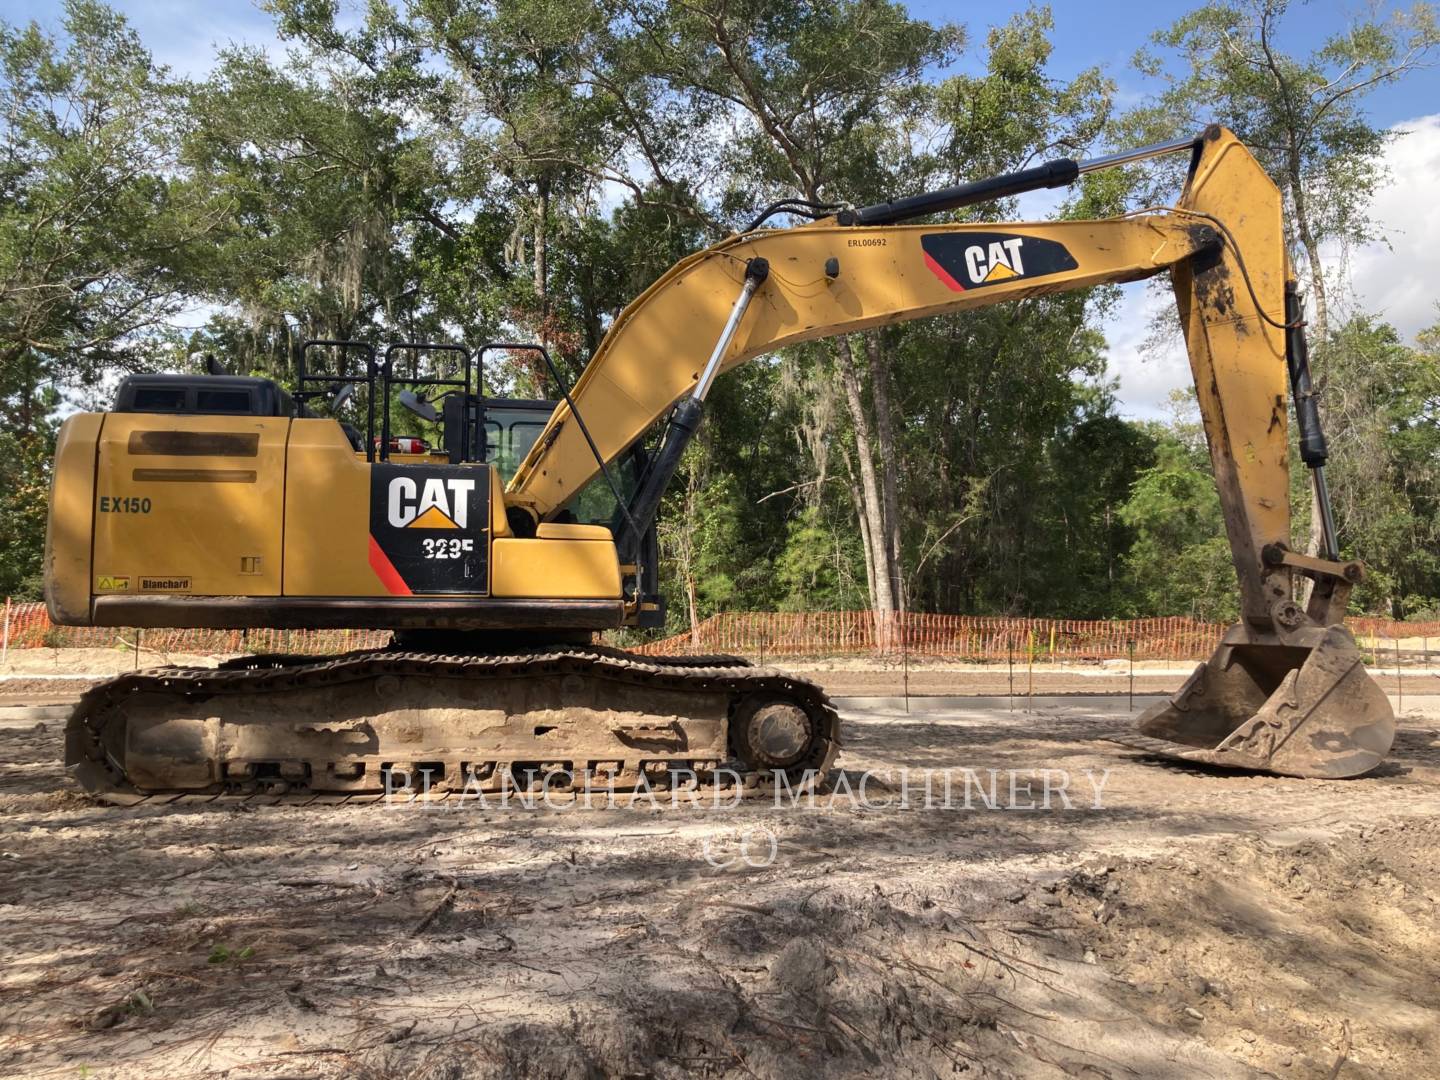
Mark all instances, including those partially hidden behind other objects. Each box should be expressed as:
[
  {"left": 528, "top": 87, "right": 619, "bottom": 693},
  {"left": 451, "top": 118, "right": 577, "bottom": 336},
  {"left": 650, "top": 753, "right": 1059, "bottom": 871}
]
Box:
[
  {"left": 1104, "top": 283, "right": 1187, "bottom": 421},
  {"left": 1105, "top": 113, "right": 1440, "bottom": 418},
  {"left": 1344, "top": 113, "right": 1440, "bottom": 339},
  {"left": 111, "top": 0, "right": 282, "bottom": 77}
]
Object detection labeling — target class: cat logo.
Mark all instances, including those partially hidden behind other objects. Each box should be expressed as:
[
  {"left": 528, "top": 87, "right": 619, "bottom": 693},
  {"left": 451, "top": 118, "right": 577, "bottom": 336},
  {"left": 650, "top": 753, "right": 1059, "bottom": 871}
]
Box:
[
  {"left": 96, "top": 575, "right": 130, "bottom": 592},
  {"left": 369, "top": 464, "right": 490, "bottom": 596},
  {"left": 920, "top": 231, "right": 1078, "bottom": 291},
  {"left": 386, "top": 476, "right": 476, "bottom": 530},
  {"left": 964, "top": 237, "right": 1026, "bottom": 284}
]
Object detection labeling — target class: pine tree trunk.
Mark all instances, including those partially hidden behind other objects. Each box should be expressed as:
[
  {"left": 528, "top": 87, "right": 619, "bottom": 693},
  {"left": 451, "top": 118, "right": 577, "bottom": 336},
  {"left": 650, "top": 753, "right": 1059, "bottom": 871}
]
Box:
[
  {"left": 1290, "top": 180, "right": 1330, "bottom": 562},
  {"left": 834, "top": 337, "right": 896, "bottom": 647},
  {"left": 686, "top": 573, "right": 700, "bottom": 649},
  {"left": 844, "top": 452, "right": 878, "bottom": 626},
  {"left": 18, "top": 353, "right": 37, "bottom": 439},
  {"left": 863, "top": 333, "right": 905, "bottom": 612}
]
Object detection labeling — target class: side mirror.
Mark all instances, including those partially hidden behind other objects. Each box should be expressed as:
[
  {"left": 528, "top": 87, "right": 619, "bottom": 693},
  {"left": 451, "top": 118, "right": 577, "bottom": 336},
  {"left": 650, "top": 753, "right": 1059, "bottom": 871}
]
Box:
[
  {"left": 330, "top": 382, "right": 355, "bottom": 414},
  {"left": 399, "top": 389, "right": 439, "bottom": 423}
]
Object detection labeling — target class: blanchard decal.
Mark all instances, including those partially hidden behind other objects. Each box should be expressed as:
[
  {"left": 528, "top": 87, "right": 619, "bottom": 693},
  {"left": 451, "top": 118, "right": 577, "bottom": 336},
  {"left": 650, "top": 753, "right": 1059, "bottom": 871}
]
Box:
[
  {"left": 369, "top": 464, "right": 489, "bottom": 595},
  {"left": 140, "top": 576, "right": 191, "bottom": 591},
  {"left": 920, "top": 232, "right": 1078, "bottom": 292},
  {"left": 95, "top": 575, "right": 130, "bottom": 592}
]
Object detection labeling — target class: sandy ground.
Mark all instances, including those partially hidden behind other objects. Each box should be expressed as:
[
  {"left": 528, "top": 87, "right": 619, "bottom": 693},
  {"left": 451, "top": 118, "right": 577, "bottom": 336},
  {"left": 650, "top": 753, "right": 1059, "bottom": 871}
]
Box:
[{"left": 1, "top": 675, "right": 1438, "bottom": 1079}]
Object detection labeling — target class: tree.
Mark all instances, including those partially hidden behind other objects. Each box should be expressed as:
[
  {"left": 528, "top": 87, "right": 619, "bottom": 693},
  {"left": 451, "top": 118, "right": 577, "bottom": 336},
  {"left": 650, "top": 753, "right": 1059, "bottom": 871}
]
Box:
[
  {"left": 1119, "top": 433, "right": 1240, "bottom": 622},
  {"left": 597, "top": 0, "right": 960, "bottom": 637},
  {"left": 1323, "top": 315, "right": 1440, "bottom": 615},
  {"left": 0, "top": 1, "right": 225, "bottom": 596},
  {"left": 182, "top": 48, "right": 422, "bottom": 368},
  {"left": 895, "top": 9, "right": 1124, "bottom": 617},
  {"left": 401, "top": 0, "right": 615, "bottom": 342},
  {"left": 1130, "top": 0, "right": 1439, "bottom": 564},
  {"left": 1133, "top": 0, "right": 1438, "bottom": 342},
  {"left": 0, "top": 381, "right": 55, "bottom": 599},
  {"left": 0, "top": 0, "right": 217, "bottom": 405}
]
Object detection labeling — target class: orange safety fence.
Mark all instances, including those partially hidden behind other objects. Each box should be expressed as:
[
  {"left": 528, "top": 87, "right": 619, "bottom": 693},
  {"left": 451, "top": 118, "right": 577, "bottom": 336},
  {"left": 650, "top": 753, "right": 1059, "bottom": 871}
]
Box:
[
  {"left": 636, "top": 612, "right": 1222, "bottom": 660},
  {"left": 1, "top": 600, "right": 1437, "bottom": 664},
  {"left": 0, "top": 600, "right": 389, "bottom": 656},
  {"left": 633, "top": 610, "right": 1440, "bottom": 663}
]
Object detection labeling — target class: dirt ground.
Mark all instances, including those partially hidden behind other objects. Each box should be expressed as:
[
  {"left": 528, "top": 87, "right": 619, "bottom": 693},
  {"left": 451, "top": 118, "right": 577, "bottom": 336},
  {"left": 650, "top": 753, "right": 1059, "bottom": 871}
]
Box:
[{"left": 1, "top": 660, "right": 1439, "bottom": 1079}]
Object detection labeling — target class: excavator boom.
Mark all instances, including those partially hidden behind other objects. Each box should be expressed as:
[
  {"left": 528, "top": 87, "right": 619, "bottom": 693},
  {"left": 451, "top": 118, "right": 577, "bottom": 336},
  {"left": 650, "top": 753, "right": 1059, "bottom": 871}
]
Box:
[
  {"left": 502, "top": 125, "right": 1392, "bottom": 779},
  {"left": 505, "top": 210, "right": 1217, "bottom": 523}
]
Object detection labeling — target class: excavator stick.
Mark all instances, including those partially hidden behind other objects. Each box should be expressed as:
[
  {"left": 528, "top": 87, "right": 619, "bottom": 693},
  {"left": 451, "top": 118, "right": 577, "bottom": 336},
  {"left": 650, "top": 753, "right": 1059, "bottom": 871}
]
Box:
[
  {"left": 1123, "top": 127, "right": 1394, "bottom": 778},
  {"left": 1135, "top": 624, "right": 1394, "bottom": 778}
]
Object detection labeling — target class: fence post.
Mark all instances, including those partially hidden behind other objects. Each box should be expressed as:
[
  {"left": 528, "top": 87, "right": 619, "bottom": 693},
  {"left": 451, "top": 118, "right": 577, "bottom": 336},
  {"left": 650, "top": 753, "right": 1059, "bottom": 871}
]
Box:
[
  {"left": 1008, "top": 637, "right": 1015, "bottom": 713},
  {"left": 1396, "top": 636, "right": 1403, "bottom": 715},
  {"left": 1128, "top": 637, "right": 1135, "bottom": 713},
  {"left": 2, "top": 596, "right": 9, "bottom": 667},
  {"left": 1026, "top": 628, "right": 1034, "bottom": 712},
  {"left": 901, "top": 611, "right": 910, "bottom": 715}
]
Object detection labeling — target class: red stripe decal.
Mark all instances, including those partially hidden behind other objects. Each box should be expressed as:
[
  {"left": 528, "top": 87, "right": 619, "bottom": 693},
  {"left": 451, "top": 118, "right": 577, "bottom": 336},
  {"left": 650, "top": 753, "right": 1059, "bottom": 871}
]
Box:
[
  {"left": 923, "top": 251, "right": 967, "bottom": 292},
  {"left": 368, "top": 535, "right": 412, "bottom": 596}
]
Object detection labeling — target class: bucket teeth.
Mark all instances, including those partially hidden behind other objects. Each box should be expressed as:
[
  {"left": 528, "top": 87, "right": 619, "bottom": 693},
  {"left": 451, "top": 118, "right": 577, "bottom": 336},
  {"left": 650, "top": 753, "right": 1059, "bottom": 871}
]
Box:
[{"left": 1135, "top": 624, "right": 1393, "bottom": 779}]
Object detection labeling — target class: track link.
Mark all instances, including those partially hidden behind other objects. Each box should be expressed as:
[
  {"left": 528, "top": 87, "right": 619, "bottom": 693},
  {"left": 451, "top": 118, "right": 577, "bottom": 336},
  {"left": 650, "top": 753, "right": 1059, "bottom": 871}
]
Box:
[{"left": 66, "top": 646, "right": 840, "bottom": 806}]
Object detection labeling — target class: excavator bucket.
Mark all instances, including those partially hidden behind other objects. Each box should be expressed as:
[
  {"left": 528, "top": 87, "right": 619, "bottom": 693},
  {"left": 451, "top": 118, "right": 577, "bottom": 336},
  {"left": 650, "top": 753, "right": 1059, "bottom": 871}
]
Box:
[{"left": 1133, "top": 624, "right": 1394, "bottom": 778}]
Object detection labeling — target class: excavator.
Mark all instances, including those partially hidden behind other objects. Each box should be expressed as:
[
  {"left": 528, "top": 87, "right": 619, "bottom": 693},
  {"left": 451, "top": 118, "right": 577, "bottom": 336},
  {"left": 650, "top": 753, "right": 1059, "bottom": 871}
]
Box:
[{"left": 44, "top": 125, "right": 1395, "bottom": 803}]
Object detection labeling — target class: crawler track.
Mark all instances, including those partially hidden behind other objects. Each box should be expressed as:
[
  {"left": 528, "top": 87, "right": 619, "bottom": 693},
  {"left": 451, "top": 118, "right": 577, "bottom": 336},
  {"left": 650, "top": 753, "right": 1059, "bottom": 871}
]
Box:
[{"left": 65, "top": 646, "right": 840, "bottom": 806}]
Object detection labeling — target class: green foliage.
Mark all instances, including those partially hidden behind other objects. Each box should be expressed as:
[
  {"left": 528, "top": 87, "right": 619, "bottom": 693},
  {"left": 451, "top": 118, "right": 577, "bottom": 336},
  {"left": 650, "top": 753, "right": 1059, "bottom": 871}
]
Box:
[
  {"left": 1118, "top": 436, "right": 1240, "bottom": 621},
  {"left": 206, "top": 943, "right": 255, "bottom": 964},
  {"left": 176, "top": 42, "right": 494, "bottom": 375},
  {"left": 775, "top": 506, "right": 869, "bottom": 612},
  {"left": 937, "top": 7, "right": 1112, "bottom": 181},
  {"left": 620, "top": 0, "right": 962, "bottom": 206},
  {"left": 1324, "top": 316, "right": 1440, "bottom": 616},
  {"left": 0, "top": 1, "right": 213, "bottom": 379},
  {"left": 0, "top": 388, "right": 54, "bottom": 599}
]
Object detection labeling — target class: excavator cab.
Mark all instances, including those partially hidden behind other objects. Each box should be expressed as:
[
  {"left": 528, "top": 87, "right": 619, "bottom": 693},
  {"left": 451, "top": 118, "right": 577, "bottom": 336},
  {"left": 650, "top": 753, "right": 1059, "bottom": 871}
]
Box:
[{"left": 296, "top": 339, "right": 645, "bottom": 515}]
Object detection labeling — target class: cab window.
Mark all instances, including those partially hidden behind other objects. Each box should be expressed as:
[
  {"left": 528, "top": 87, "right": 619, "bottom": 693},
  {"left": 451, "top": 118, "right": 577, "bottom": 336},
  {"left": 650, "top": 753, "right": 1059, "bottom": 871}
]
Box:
[{"left": 132, "top": 387, "right": 187, "bottom": 411}]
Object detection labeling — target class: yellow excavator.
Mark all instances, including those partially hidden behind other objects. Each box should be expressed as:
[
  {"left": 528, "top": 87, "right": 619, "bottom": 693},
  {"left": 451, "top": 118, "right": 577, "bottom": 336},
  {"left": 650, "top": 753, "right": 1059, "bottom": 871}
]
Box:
[{"left": 45, "top": 126, "right": 1394, "bottom": 802}]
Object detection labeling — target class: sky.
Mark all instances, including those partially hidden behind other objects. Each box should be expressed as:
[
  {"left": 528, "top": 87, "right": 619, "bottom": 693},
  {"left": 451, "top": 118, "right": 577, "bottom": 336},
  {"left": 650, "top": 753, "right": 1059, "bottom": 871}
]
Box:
[{"left": 8, "top": 0, "right": 1439, "bottom": 418}]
